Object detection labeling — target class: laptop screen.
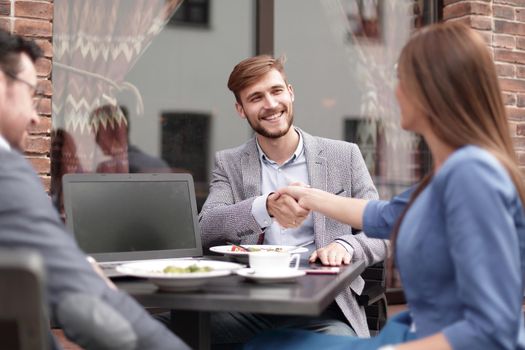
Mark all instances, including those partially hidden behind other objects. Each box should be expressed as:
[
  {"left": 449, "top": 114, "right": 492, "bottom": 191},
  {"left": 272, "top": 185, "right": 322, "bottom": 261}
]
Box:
[{"left": 62, "top": 173, "right": 203, "bottom": 262}]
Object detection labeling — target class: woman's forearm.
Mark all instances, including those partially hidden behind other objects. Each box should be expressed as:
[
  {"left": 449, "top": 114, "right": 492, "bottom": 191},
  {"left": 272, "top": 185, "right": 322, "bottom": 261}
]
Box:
[{"left": 302, "top": 189, "right": 368, "bottom": 229}]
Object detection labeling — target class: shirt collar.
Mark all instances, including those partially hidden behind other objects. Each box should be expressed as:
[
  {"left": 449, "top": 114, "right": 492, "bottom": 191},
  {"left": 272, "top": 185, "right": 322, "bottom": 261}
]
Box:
[
  {"left": 256, "top": 128, "right": 304, "bottom": 165},
  {"left": 0, "top": 135, "right": 11, "bottom": 151}
]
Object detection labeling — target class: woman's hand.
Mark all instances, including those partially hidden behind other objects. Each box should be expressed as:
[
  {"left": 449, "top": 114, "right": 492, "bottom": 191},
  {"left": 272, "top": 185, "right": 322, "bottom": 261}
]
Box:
[{"left": 277, "top": 184, "right": 317, "bottom": 211}]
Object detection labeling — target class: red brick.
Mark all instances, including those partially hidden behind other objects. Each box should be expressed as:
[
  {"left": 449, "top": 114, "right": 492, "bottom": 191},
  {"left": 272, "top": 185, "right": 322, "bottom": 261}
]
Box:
[
  {"left": 518, "top": 66, "right": 525, "bottom": 79},
  {"left": 503, "top": 92, "right": 517, "bottom": 105},
  {"left": 448, "top": 16, "right": 492, "bottom": 31},
  {"left": 27, "top": 156, "right": 50, "bottom": 174},
  {"left": 495, "top": 0, "right": 525, "bottom": 5},
  {"left": 0, "top": 17, "right": 11, "bottom": 31},
  {"left": 0, "top": 1, "right": 10, "bottom": 16},
  {"left": 513, "top": 136, "right": 525, "bottom": 150},
  {"left": 517, "top": 8, "right": 525, "bottom": 22},
  {"left": 15, "top": 1, "right": 53, "bottom": 20},
  {"left": 517, "top": 151, "right": 525, "bottom": 164},
  {"left": 517, "top": 123, "right": 525, "bottom": 135},
  {"left": 35, "top": 57, "right": 51, "bottom": 77},
  {"left": 469, "top": 16, "right": 492, "bottom": 30},
  {"left": 500, "top": 78, "right": 525, "bottom": 92},
  {"left": 507, "top": 107, "right": 525, "bottom": 121},
  {"left": 37, "top": 78, "right": 52, "bottom": 96},
  {"left": 497, "top": 63, "right": 515, "bottom": 76},
  {"left": 37, "top": 97, "right": 51, "bottom": 116},
  {"left": 479, "top": 30, "right": 492, "bottom": 45},
  {"left": 26, "top": 136, "right": 50, "bottom": 154},
  {"left": 444, "top": 2, "right": 491, "bottom": 20},
  {"left": 517, "top": 38, "right": 525, "bottom": 50},
  {"left": 518, "top": 94, "right": 525, "bottom": 107},
  {"left": 495, "top": 49, "right": 525, "bottom": 65},
  {"left": 494, "top": 5, "right": 515, "bottom": 19},
  {"left": 13, "top": 18, "right": 51, "bottom": 37},
  {"left": 509, "top": 121, "right": 519, "bottom": 135},
  {"left": 495, "top": 20, "right": 525, "bottom": 35},
  {"left": 28, "top": 115, "right": 51, "bottom": 134},
  {"left": 40, "top": 175, "right": 50, "bottom": 192},
  {"left": 34, "top": 39, "right": 52, "bottom": 58},
  {"left": 493, "top": 34, "right": 515, "bottom": 49}
]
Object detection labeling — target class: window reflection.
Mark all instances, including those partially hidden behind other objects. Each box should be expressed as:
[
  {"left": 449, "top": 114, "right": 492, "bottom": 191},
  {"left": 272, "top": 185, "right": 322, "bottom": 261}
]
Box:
[
  {"left": 51, "top": 0, "right": 436, "bottom": 218},
  {"left": 51, "top": 0, "right": 255, "bottom": 211},
  {"left": 275, "top": 0, "right": 433, "bottom": 200},
  {"left": 51, "top": 0, "right": 182, "bottom": 209},
  {"left": 275, "top": 0, "right": 437, "bottom": 288}
]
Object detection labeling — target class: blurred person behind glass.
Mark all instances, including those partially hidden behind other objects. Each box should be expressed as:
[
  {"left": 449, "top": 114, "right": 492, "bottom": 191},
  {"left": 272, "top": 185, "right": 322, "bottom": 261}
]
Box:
[
  {"left": 246, "top": 21, "right": 525, "bottom": 350},
  {"left": 119, "top": 105, "right": 171, "bottom": 173}
]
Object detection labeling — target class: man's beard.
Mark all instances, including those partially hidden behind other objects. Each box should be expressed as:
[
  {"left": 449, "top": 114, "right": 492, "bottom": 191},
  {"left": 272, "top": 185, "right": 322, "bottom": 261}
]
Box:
[{"left": 246, "top": 109, "right": 294, "bottom": 139}]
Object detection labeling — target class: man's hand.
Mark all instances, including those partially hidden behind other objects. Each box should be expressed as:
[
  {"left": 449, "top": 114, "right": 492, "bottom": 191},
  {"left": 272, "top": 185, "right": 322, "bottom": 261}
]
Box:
[
  {"left": 309, "top": 242, "right": 352, "bottom": 266},
  {"left": 87, "top": 256, "right": 117, "bottom": 290},
  {"left": 267, "top": 192, "right": 309, "bottom": 229}
]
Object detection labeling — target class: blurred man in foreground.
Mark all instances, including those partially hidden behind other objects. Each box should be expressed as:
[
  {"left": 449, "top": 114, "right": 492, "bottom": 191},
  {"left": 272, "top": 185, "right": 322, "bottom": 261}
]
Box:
[{"left": 0, "top": 29, "right": 188, "bottom": 349}]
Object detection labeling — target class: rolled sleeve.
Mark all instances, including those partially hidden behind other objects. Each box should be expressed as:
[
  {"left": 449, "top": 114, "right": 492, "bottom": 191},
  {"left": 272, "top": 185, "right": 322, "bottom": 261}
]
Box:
[{"left": 362, "top": 188, "right": 411, "bottom": 240}]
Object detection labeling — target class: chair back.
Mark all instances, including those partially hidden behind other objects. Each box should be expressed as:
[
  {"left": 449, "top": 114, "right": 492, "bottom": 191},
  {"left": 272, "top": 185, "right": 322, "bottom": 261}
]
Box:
[
  {"left": 357, "top": 261, "right": 387, "bottom": 334},
  {"left": 0, "top": 250, "right": 49, "bottom": 350}
]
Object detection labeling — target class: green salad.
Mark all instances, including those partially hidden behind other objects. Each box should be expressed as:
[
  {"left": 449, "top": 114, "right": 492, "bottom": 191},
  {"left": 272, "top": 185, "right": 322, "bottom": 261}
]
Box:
[
  {"left": 247, "top": 247, "right": 284, "bottom": 252},
  {"left": 162, "top": 264, "right": 213, "bottom": 274}
]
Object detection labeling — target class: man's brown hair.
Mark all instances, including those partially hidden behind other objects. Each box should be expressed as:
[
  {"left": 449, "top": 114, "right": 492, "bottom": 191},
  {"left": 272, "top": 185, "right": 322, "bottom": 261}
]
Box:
[{"left": 227, "top": 55, "right": 287, "bottom": 103}]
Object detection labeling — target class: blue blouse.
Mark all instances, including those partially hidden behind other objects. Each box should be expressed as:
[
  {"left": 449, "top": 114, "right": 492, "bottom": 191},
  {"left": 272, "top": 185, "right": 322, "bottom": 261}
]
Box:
[{"left": 363, "top": 145, "right": 525, "bottom": 349}]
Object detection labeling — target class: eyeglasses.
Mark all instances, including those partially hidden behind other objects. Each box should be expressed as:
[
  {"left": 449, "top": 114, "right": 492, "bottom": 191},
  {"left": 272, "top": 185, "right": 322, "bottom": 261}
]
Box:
[{"left": 4, "top": 71, "right": 45, "bottom": 110}]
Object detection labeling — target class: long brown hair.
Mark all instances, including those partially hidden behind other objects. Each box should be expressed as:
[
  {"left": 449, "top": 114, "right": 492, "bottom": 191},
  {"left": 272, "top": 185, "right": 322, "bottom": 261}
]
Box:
[{"left": 388, "top": 22, "right": 525, "bottom": 284}]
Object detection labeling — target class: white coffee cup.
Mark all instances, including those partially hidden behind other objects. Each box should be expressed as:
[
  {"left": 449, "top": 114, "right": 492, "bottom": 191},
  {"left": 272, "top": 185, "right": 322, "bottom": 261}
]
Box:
[{"left": 248, "top": 251, "right": 300, "bottom": 275}]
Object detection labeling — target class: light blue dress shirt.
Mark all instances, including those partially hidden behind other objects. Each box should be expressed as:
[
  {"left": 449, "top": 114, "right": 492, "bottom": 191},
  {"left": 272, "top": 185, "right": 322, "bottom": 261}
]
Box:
[
  {"left": 251, "top": 129, "right": 353, "bottom": 256},
  {"left": 251, "top": 130, "right": 316, "bottom": 252}
]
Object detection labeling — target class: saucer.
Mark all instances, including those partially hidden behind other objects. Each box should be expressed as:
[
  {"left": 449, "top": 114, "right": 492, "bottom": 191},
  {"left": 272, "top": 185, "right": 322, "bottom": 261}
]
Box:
[{"left": 236, "top": 268, "right": 306, "bottom": 283}]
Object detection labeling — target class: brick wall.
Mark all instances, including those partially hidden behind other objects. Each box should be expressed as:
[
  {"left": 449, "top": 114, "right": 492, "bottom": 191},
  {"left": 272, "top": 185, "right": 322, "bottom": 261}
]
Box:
[
  {"left": 443, "top": 0, "right": 525, "bottom": 175},
  {"left": 0, "top": 0, "right": 52, "bottom": 189}
]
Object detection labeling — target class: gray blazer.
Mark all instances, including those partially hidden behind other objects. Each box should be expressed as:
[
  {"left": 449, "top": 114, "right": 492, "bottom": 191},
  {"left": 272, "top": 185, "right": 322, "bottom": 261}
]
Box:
[
  {"left": 0, "top": 150, "right": 189, "bottom": 350},
  {"left": 200, "top": 128, "right": 388, "bottom": 337}
]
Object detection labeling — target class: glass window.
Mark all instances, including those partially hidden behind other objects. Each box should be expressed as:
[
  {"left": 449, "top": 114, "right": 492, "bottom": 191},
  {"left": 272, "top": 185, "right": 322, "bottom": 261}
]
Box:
[
  {"left": 51, "top": 0, "right": 256, "bottom": 210},
  {"left": 51, "top": 0, "right": 438, "bottom": 224},
  {"left": 275, "top": 0, "right": 436, "bottom": 200},
  {"left": 169, "top": 0, "right": 210, "bottom": 27}
]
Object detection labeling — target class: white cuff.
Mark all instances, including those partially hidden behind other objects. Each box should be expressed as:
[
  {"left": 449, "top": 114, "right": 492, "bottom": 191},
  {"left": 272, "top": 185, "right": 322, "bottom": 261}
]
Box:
[
  {"left": 334, "top": 239, "right": 354, "bottom": 258},
  {"left": 251, "top": 193, "right": 273, "bottom": 229}
]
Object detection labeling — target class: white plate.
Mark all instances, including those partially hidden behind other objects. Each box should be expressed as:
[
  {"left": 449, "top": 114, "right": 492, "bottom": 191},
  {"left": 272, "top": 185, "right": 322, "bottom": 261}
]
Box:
[
  {"left": 236, "top": 268, "right": 306, "bottom": 283},
  {"left": 209, "top": 245, "right": 308, "bottom": 257},
  {"left": 116, "top": 259, "right": 244, "bottom": 291}
]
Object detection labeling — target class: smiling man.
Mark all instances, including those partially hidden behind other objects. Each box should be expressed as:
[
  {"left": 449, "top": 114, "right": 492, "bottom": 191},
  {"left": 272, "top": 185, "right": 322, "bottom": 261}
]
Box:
[
  {"left": 0, "top": 29, "right": 189, "bottom": 349},
  {"left": 198, "top": 55, "right": 388, "bottom": 346}
]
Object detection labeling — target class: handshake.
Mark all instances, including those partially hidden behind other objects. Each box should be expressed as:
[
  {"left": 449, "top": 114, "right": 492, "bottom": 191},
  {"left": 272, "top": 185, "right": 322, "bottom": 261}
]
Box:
[
  {"left": 266, "top": 183, "right": 353, "bottom": 266},
  {"left": 266, "top": 182, "right": 312, "bottom": 229}
]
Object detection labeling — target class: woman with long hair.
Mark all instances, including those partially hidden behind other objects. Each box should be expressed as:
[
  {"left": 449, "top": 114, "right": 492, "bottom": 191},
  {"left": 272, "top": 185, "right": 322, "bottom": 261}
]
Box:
[{"left": 246, "top": 21, "right": 525, "bottom": 350}]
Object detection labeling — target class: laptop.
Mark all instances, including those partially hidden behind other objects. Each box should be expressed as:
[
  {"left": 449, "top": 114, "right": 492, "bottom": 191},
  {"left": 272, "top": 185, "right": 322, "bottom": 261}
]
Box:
[{"left": 62, "top": 173, "right": 203, "bottom": 277}]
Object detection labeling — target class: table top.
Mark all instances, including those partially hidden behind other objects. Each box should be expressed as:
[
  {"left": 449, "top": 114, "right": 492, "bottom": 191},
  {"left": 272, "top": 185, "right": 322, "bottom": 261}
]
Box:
[{"left": 116, "top": 260, "right": 365, "bottom": 316}]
